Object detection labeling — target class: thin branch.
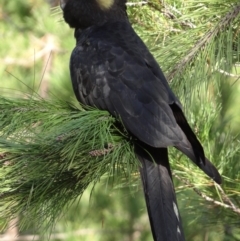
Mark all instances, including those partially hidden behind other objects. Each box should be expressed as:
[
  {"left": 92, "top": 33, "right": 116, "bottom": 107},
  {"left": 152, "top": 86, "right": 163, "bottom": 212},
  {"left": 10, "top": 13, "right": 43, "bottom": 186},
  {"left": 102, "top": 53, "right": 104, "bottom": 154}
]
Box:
[
  {"left": 216, "top": 184, "right": 237, "bottom": 210},
  {"left": 173, "top": 173, "right": 240, "bottom": 215},
  {"left": 167, "top": 3, "right": 240, "bottom": 81}
]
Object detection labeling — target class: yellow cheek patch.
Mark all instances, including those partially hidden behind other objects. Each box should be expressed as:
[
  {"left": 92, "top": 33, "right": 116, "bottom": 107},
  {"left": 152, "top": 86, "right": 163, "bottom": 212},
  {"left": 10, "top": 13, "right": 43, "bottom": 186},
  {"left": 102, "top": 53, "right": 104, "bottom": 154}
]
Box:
[{"left": 96, "top": 0, "right": 115, "bottom": 10}]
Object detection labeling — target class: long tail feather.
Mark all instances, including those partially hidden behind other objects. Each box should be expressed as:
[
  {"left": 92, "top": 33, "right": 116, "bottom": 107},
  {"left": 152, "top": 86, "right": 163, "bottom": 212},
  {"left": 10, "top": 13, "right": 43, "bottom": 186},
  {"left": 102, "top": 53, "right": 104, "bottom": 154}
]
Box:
[
  {"left": 175, "top": 145, "right": 221, "bottom": 184},
  {"left": 170, "top": 103, "right": 222, "bottom": 184},
  {"left": 135, "top": 145, "right": 186, "bottom": 241}
]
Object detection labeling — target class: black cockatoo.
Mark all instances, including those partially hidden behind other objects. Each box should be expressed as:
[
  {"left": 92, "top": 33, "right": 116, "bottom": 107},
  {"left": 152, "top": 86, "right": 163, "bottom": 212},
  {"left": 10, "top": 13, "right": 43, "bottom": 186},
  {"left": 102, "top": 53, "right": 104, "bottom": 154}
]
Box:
[{"left": 60, "top": 1, "right": 221, "bottom": 240}]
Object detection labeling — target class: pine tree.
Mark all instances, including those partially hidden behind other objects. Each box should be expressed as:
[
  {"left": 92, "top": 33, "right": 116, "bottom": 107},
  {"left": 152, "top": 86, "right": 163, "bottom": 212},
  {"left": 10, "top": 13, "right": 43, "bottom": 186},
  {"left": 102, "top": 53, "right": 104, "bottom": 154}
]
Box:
[{"left": 0, "top": 0, "right": 240, "bottom": 240}]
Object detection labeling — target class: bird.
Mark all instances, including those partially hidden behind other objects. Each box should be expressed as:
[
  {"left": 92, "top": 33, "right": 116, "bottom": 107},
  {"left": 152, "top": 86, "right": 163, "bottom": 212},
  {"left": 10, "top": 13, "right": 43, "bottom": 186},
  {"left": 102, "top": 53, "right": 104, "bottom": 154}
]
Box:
[{"left": 60, "top": 0, "right": 222, "bottom": 240}]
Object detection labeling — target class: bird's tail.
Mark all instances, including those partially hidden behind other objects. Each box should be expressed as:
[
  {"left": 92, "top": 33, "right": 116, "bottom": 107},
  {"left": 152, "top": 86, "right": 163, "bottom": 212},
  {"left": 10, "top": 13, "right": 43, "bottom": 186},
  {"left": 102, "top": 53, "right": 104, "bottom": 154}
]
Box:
[{"left": 135, "top": 144, "right": 186, "bottom": 241}]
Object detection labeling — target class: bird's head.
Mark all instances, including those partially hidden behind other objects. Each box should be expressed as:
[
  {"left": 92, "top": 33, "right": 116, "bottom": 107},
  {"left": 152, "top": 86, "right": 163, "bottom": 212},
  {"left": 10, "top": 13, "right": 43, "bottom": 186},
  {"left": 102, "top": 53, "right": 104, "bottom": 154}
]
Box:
[{"left": 60, "top": 0, "right": 128, "bottom": 29}]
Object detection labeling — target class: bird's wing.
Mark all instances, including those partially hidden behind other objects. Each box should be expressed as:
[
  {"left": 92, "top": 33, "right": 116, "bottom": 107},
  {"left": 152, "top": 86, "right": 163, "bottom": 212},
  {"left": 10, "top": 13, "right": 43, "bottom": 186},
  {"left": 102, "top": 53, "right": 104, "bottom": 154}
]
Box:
[
  {"left": 70, "top": 23, "right": 221, "bottom": 184},
  {"left": 70, "top": 26, "right": 187, "bottom": 149}
]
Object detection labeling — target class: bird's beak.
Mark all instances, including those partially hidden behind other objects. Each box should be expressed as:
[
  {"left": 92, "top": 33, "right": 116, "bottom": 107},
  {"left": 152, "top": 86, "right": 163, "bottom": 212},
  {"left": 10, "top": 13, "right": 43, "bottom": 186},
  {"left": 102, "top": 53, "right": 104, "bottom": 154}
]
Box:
[{"left": 60, "top": 0, "right": 67, "bottom": 10}]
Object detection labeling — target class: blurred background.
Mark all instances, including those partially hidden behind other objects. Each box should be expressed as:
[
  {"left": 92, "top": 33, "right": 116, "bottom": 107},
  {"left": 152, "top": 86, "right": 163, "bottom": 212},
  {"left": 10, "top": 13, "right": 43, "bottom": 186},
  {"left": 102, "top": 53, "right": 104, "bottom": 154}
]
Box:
[{"left": 0, "top": 0, "right": 240, "bottom": 240}]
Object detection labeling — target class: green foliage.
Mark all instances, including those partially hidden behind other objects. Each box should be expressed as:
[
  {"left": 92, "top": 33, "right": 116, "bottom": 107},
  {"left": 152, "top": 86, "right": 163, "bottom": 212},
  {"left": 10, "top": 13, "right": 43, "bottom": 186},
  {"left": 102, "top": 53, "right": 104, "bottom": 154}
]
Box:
[
  {"left": 0, "top": 97, "right": 139, "bottom": 232},
  {"left": 0, "top": 0, "right": 240, "bottom": 240}
]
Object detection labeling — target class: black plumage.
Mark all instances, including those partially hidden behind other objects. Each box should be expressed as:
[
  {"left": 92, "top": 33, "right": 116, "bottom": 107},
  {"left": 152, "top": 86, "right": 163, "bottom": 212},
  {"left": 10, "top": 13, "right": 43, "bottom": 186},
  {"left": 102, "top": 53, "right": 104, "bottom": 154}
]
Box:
[{"left": 61, "top": 1, "right": 221, "bottom": 240}]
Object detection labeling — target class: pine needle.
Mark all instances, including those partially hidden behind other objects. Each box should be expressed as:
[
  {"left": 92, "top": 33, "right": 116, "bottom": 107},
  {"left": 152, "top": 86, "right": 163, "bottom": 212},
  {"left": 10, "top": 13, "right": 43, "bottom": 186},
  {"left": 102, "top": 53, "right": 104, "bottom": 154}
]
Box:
[{"left": 0, "top": 97, "right": 138, "bottom": 231}]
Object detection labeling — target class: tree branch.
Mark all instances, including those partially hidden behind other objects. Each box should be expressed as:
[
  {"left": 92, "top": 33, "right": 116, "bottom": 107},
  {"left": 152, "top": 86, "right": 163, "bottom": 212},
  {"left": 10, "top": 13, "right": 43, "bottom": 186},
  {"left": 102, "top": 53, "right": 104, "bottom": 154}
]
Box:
[
  {"left": 167, "top": 3, "right": 240, "bottom": 81},
  {"left": 173, "top": 173, "right": 240, "bottom": 215}
]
